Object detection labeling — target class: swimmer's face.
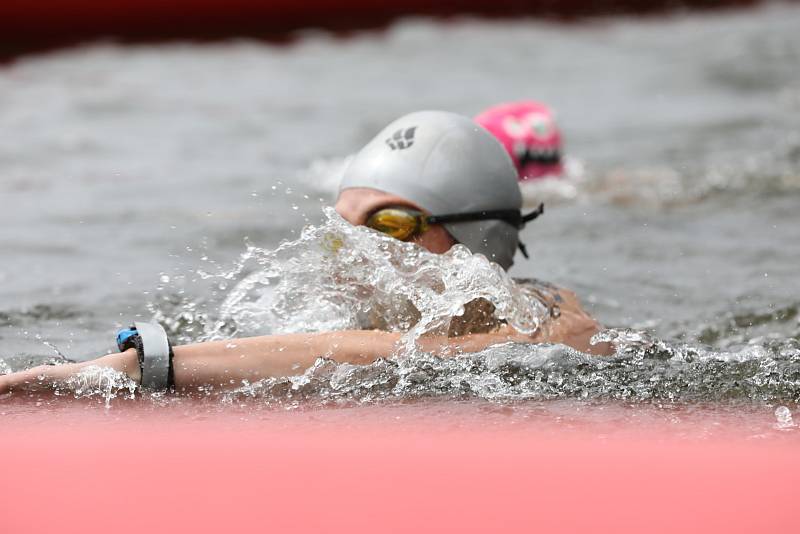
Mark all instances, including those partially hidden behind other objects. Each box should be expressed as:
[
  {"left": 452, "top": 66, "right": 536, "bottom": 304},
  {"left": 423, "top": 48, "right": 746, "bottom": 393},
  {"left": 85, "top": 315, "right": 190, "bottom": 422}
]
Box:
[{"left": 335, "top": 187, "right": 456, "bottom": 254}]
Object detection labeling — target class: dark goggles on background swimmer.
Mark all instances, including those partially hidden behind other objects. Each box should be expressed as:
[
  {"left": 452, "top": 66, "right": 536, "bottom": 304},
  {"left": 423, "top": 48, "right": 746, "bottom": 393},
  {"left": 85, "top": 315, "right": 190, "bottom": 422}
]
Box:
[{"left": 365, "top": 203, "right": 544, "bottom": 258}]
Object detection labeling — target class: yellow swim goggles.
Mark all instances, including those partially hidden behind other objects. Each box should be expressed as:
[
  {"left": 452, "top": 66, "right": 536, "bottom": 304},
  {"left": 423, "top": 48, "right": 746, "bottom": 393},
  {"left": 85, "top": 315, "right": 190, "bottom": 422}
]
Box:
[{"left": 365, "top": 203, "right": 544, "bottom": 257}]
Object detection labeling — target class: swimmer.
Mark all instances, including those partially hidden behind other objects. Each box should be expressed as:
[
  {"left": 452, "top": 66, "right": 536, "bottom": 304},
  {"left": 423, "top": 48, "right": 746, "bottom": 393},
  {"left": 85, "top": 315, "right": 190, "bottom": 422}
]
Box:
[
  {"left": 0, "top": 111, "right": 610, "bottom": 395},
  {"left": 475, "top": 101, "right": 563, "bottom": 181}
]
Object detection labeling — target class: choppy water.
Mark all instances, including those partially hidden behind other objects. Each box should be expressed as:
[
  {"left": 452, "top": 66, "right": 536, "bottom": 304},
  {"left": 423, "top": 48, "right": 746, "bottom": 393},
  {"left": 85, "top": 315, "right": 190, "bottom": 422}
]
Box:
[{"left": 1, "top": 3, "right": 800, "bottom": 430}]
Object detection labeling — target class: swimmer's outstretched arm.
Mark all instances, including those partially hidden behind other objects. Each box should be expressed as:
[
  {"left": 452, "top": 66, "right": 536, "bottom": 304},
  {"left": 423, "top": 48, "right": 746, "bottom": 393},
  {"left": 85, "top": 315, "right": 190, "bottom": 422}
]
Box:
[{"left": 0, "top": 328, "right": 546, "bottom": 395}]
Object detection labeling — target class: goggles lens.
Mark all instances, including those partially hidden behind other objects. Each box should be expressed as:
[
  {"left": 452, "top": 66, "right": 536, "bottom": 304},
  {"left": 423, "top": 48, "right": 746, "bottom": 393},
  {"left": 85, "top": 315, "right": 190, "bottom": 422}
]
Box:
[
  {"left": 365, "top": 207, "right": 428, "bottom": 241},
  {"left": 363, "top": 203, "right": 544, "bottom": 259}
]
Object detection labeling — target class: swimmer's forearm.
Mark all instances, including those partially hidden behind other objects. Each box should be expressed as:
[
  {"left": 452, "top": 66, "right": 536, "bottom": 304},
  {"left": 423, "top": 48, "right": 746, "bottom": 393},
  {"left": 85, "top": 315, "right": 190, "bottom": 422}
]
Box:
[
  {"left": 170, "top": 329, "right": 542, "bottom": 389},
  {"left": 170, "top": 329, "right": 544, "bottom": 389},
  {"left": 170, "top": 330, "right": 404, "bottom": 389},
  {"left": 0, "top": 331, "right": 403, "bottom": 394}
]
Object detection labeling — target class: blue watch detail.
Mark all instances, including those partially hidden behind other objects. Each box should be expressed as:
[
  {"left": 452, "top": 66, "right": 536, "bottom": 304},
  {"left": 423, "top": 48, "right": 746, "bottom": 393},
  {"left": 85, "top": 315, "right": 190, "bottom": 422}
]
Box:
[{"left": 116, "top": 327, "right": 140, "bottom": 352}]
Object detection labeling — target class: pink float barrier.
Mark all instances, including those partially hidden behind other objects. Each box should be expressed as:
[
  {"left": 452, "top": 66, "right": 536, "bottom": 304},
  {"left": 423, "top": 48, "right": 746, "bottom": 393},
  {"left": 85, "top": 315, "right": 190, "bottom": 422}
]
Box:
[{"left": 2, "top": 406, "right": 798, "bottom": 533}]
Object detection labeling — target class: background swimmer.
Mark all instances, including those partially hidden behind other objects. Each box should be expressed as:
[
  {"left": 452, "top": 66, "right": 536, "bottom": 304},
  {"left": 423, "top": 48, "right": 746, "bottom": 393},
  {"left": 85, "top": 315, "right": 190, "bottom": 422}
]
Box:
[
  {"left": 475, "top": 100, "right": 585, "bottom": 206},
  {"left": 476, "top": 101, "right": 564, "bottom": 181}
]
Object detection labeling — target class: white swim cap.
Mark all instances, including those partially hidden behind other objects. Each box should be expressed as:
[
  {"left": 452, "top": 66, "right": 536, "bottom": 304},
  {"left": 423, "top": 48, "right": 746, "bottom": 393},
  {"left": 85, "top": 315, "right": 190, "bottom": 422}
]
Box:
[{"left": 339, "top": 111, "right": 523, "bottom": 270}]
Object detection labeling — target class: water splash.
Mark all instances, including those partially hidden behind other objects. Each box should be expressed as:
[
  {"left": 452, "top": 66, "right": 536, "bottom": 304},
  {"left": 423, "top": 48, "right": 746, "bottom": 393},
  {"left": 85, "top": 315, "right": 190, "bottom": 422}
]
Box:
[
  {"left": 188, "top": 208, "right": 547, "bottom": 353},
  {"left": 143, "top": 208, "right": 800, "bottom": 408},
  {"left": 221, "top": 329, "right": 800, "bottom": 406},
  {"left": 774, "top": 406, "right": 795, "bottom": 430},
  {"left": 56, "top": 366, "right": 138, "bottom": 408}
]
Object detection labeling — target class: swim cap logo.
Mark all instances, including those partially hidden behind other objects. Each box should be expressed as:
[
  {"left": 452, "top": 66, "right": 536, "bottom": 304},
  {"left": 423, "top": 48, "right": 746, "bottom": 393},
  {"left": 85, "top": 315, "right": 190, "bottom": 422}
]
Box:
[{"left": 385, "top": 127, "right": 417, "bottom": 150}]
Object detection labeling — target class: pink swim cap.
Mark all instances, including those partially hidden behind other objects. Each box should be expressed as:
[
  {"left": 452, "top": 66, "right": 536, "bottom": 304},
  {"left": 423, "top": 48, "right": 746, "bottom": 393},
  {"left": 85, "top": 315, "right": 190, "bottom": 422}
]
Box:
[{"left": 475, "top": 101, "right": 563, "bottom": 181}]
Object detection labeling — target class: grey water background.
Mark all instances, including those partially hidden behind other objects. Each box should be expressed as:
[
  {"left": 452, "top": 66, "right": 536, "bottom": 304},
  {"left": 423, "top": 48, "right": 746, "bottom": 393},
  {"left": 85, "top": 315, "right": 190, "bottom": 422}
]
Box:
[{"left": 1, "top": 3, "right": 799, "bottom": 406}]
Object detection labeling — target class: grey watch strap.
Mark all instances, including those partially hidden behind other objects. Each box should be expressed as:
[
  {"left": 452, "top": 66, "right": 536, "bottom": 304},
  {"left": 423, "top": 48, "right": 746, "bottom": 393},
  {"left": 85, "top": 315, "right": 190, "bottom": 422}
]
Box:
[{"left": 134, "top": 321, "right": 171, "bottom": 390}]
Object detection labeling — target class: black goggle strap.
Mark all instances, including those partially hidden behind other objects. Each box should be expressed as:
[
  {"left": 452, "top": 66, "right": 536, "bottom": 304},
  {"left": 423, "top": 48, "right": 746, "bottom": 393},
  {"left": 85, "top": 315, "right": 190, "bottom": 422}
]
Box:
[
  {"left": 517, "top": 203, "right": 544, "bottom": 258},
  {"left": 521, "top": 202, "right": 545, "bottom": 224},
  {"left": 426, "top": 203, "right": 544, "bottom": 261},
  {"left": 426, "top": 203, "right": 543, "bottom": 228}
]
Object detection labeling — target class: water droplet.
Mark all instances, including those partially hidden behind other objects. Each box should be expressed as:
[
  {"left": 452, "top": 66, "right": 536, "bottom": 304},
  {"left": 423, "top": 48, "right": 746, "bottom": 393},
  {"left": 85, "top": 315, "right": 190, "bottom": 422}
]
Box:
[{"left": 775, "top": 406, "right": 795, "bottom": 429}]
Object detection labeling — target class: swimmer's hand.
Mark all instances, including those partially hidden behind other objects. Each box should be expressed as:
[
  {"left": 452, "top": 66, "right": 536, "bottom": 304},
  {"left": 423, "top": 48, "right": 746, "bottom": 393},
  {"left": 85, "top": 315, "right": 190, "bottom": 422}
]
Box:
[
  {"left": 439, "top": 323, "right": 611, "bottom": 356},
  {"left": 0, "top": 349, "right": 140, "bottom": 396},
  {"left": 531, "top": 288, "right": 613, "bottom": 356}
]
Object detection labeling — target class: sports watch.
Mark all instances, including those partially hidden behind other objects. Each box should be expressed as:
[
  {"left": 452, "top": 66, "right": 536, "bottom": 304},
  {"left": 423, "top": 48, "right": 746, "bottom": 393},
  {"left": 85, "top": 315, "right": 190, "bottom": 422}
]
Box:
[{"left": 116, "top": 321, "right": 174, "bottom": 390}]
